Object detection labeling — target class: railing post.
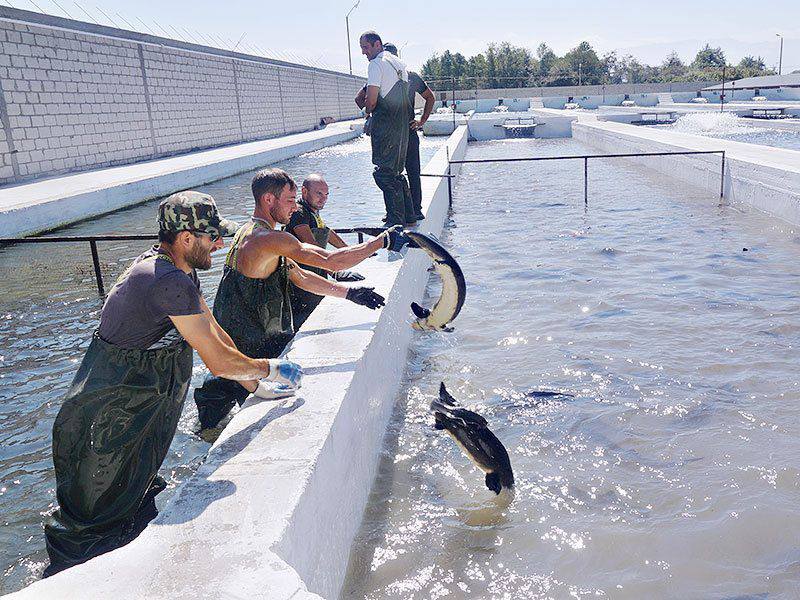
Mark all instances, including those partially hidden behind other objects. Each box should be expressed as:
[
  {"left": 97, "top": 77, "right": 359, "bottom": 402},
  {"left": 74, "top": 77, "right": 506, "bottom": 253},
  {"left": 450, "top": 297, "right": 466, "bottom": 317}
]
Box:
[
  {"left": 89, "top": 240, "right": 105, "bottom": 297},
  {"left": 446, "top": 145, "right": 453, "bottom": 209},
  {"left": 584, "top": 156, "right": 588, "bottom": 206},
  {"left": 452, "top": 76, "right": 456, "bottom": 133},
  {"left": 720, "top": 150, "right": 726, "bottom": 199}
]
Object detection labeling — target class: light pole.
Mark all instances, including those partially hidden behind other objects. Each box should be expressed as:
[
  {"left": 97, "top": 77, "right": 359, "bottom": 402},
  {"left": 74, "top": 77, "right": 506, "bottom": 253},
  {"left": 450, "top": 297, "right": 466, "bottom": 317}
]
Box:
[
  {"left": 346, "top": 0, "right": 360, "bottom": 75},
  {"left": 776, "top": 33, "right": 783, "bottom": 75}
]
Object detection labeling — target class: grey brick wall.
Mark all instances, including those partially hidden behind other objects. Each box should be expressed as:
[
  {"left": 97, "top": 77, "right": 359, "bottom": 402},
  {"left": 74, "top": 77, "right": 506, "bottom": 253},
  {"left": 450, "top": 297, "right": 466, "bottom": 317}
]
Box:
[{"left": 0, "top": 7, "right": 365, "bottom": 186}]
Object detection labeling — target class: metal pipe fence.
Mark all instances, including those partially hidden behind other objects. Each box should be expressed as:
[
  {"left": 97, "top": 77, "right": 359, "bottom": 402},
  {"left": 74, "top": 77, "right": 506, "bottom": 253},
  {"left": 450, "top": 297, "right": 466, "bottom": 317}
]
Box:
[
  {"left": 0, "top": 228, "right": 386, "bottom": 297},
  {"left": 1, "top": 150, "right": 725, "bottom": 296},
  {"left": 449, "top": 150, "right": 726, "bottom": 205}
]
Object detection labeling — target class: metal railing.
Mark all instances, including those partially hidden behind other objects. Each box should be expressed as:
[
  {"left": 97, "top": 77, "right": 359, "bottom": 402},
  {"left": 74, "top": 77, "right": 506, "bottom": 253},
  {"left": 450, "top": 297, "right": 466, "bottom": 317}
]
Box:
[
  {"left": 449, "top": 149, "right": 726, "bottom": 206},
  {"left": 0, "top": 227, "right": 387, "bottom": 297}
]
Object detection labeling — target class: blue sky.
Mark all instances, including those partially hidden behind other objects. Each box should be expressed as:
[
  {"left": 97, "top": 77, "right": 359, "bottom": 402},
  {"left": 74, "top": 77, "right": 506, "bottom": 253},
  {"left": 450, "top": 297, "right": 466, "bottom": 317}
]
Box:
[{"left": 7, "top": 0, "right": 800, "bottom": 75}]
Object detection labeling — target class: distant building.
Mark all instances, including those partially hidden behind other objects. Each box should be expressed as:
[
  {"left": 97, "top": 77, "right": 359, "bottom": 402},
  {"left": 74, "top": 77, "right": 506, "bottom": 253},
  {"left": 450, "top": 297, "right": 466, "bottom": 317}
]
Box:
[{"left": 703, "top": 73, "right": 800, "bottom": 91}]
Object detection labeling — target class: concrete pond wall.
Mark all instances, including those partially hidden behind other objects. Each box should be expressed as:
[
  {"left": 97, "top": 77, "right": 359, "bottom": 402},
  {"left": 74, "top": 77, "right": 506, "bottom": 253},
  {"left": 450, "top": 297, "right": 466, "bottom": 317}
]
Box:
[
  {"left": 7, "top": 125, "right": 470, "bottom": 600},
  {"left": 0, "top": 121, "right": 362, "bottom": 238},
  {"left": 0, "top": 6, "right": 365, "bottom": 186},
  {"left": 573, "top": 119, "right": 800, "bottom": 227}
]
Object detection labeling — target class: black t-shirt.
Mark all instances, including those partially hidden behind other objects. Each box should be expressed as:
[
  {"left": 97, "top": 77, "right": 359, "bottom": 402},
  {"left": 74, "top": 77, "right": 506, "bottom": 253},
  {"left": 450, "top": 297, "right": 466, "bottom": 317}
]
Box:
[
  {"left": 98, "top": 246, "right": 202, "bottom": 349},
  {"left": 285, "top": 202, "right": 321, "bottom": 240},
  {"left": 408, "top": 71, "right": 429, "bottom": 110}
]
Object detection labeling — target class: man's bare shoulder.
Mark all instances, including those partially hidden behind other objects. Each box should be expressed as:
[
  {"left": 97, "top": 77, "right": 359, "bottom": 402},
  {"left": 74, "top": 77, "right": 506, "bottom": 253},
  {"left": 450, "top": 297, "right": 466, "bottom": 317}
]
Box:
[{"left": 240, "top": 228, "right": 297, "bottom": 254}]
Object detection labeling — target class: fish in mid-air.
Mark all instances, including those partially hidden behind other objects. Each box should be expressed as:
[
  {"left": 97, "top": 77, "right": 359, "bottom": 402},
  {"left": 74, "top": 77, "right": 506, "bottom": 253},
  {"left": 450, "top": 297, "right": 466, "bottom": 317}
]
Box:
[
  {"left": 431, "top": 383, "right": 514, "bottom": 496},
  {"left": 405, "top": 231, "right": 465, "bottom": 332}
]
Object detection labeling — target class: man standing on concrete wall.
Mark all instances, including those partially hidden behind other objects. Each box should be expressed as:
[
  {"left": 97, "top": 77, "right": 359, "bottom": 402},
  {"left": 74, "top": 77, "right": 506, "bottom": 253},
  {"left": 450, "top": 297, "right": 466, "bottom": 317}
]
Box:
[
  {"left": 355, "top": 31, "right": 415, "bottom": 227},
  {"left": 285, "top": 174, "right": 365, "bottom": 332},
  {"left": 44, "top": 192, "right": 303, "bottom": 576},
  {"left": 194, "top": 168, "right": 410, "bottom": 430},
  {"left": 383, "top": 43, "right": 436, "bottom": 222}
]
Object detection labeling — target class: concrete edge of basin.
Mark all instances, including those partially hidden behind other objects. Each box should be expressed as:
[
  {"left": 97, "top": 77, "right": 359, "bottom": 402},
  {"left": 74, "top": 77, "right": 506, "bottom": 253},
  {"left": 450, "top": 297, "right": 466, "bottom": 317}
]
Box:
[
  {"left": 0, "top": 122, "right": 361, "bottom": 238},
  {"left": 572, "top": 120, "right": 800, "bottom": 227}
]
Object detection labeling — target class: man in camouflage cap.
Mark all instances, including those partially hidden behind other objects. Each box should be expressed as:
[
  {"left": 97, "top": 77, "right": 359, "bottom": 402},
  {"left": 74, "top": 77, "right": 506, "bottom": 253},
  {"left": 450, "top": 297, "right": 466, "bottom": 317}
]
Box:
[
  {"left": 43, "top": 190, "right": 302, "bottom": 576},
  {"left": 158, "top": 190, "right": 240, "bottom": 241}
]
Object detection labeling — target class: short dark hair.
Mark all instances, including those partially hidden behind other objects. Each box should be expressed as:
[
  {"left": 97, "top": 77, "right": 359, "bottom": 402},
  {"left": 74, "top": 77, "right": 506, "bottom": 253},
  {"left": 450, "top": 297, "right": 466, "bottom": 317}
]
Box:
[
  {"left": 158, "top": 229, "right": 179, "bottom": 244},
  {"left": 251, "top": 168, "right": 296, "bottom": 203},
  {"left": 360, "top": 31, "right": 381, "bottom": 45},
  {"left": 383, "top": 43, "right": 398, "bottom": 56}
]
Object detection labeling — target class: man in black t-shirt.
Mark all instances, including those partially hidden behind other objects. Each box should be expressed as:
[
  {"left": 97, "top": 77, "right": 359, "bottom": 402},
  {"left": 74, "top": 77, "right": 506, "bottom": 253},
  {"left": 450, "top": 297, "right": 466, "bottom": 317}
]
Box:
[
  {"left": 43, "top": 191, "right": 303, "bottom": 577},
  {"left": 384, "top": 43, "right": 435, "bottom": 222},
  {"left": 285, "top": 174, "right": 365, "bottom": 330}
]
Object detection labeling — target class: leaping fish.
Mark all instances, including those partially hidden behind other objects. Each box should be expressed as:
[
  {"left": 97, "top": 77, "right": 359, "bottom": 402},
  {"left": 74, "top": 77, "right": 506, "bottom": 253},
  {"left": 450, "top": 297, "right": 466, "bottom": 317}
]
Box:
[
  {"left": 431, "top": 383, "right": 514, "bottom": 496},
  {"left": 405, "top": 231, "right": 466, "bottom": 332}
]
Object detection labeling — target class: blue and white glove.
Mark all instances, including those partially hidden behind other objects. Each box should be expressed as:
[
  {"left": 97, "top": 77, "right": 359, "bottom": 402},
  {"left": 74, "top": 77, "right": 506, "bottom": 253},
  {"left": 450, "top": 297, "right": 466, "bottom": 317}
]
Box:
[
  {"left": 266, "top": 359, "right": 303, "bottom": 388},
  {"left": 253, "top": 380, "right": 296, "bottom": 400}
]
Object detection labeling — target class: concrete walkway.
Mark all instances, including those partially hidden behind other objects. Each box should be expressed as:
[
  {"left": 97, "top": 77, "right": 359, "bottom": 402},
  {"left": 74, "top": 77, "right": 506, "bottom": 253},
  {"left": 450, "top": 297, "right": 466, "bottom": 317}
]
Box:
[{"left": 0, "top": 121, "right": 361, "bottom": 238}]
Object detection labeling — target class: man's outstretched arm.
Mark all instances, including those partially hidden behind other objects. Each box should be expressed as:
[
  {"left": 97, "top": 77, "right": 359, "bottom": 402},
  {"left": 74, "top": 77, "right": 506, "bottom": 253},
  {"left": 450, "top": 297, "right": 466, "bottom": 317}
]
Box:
[
  {"left": 170, "top": 310, "right": 301, "bottom": 387},
  {"left": 262, "top": 227, "right": 408, "bottom": 273},
  {"left": 288, "top": 261, "right": 385, "bottom": 310}
]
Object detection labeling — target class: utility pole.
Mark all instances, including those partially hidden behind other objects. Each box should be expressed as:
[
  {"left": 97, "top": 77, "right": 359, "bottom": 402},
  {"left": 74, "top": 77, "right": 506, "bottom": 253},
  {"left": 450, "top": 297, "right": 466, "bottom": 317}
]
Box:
[
  {"left": 776, "top": 33, "right": 783, "bottom": 75},
  {"left": 346, "top": 1, "right": 360, "bottom": 75}
]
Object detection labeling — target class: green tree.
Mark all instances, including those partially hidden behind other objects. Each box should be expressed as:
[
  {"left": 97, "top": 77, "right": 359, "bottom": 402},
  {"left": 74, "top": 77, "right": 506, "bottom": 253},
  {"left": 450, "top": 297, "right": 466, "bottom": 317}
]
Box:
[
  {"left": 536, "top": 43, "right": 557, "bottom": 84},
  {"left": 660, "top": 51, "right": 687, "bottom": 81},
  {"left": 618, "top": 54, "right": 647, "bottom": 83},
  {"left": 601, "top": 51, "right": 622, "bottom": 84},
  {"left": 485, "top": 42, "right": 532, "bottom": 88},
  {"left": 735, "top": 55, "right": 773, "bottom": 78},
  {"left": 691, "top": 44, "right": 726, "bottom": 69},
  {"left": 562, "top": 41, "right": 603, "bottom": 85}
]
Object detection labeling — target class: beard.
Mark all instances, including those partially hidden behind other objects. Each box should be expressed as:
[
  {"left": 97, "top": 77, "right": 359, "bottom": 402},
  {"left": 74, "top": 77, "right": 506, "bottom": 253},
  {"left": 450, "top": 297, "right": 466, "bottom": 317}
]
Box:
[
  {"left": 271, "top": 204, "right": 295, "bottom": 225},
  {"left": 186, "top": 240, "right": 213, "bottom": 270}
]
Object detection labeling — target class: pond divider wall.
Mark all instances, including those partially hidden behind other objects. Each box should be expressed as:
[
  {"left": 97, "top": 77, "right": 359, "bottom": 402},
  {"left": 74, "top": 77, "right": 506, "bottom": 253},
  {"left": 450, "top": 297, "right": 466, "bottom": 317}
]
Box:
[
  {"left": 573, "top": 120, "right": 800, "bottom": 227},
  {"left": 0, "top": 121, "right": 361, "bottom": 238},
  {"left": 6, "top": 125, "right": 469, "bottom": 600}
]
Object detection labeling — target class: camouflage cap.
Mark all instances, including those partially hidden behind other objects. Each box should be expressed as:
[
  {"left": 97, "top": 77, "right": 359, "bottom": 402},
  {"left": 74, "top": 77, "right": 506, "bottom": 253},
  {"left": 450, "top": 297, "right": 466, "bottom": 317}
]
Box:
[{"left": 158, "top": 191, "right": 239, "bottom": 238}]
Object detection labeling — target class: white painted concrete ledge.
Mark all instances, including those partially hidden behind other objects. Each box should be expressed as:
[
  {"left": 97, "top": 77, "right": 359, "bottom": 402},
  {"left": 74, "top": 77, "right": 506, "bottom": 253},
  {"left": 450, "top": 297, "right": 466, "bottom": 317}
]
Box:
[
  {"left": 6, "top": 126, "right": 470, "bottom": 600},
  {"left": 0, "top": 121, "right": 362, "bottom": 238},
  {"left": 572, "top": 120, "right": 800, "bottom": 227}
]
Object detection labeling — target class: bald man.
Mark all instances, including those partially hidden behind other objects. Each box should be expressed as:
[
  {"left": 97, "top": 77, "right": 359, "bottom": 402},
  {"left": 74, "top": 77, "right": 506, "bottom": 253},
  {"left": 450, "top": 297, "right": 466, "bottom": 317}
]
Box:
[{"left": 285, "top": 174, "right": 365, "bottom": 331}]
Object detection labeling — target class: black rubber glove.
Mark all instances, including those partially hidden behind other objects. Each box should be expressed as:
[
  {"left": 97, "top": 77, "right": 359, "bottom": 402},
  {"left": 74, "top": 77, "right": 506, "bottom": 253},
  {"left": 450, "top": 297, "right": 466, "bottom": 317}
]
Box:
[
  {"left": 383, "top": 225, "right": 410, "bottom": 252},
  {"left": 333, "top": 270, "right": 365, "bottom": 282},
  {"left": 346, "top": 287, "right": 385, "bottom": 309}
]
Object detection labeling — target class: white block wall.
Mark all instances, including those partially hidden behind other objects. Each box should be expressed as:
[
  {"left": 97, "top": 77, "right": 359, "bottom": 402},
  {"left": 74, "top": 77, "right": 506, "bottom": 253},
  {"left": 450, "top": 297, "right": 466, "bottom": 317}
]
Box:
[{"left": 0, "top": 7, "right": 365, "bottom": 185}]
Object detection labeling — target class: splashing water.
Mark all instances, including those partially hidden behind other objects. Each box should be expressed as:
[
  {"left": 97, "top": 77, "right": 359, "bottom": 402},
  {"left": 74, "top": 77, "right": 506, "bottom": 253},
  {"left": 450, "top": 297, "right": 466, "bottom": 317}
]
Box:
[{"left": 668, "top": 112, "right": 759, "bottom": 136}]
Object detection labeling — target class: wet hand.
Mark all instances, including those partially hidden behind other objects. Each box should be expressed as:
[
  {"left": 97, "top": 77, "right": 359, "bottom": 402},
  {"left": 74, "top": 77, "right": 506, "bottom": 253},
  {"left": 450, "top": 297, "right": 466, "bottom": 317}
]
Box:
[
  {"left": 383, "top": 225, "right": 411, "bottom": 252},
  {"left": 266, "top": 359, "right": 303, "bottom": 388},
  {"left": 346, "top": 286, "right": 385, "bottom": 309},
  {"left": 410, "top": 119, "right": 425, "bottom": 130}
]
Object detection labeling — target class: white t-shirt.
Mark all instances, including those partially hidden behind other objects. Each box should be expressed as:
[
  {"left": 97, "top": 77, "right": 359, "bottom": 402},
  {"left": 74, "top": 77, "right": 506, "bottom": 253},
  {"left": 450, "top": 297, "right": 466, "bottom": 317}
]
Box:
[{"left": 367, "top": 51, "right": 408, "bottom": 98}]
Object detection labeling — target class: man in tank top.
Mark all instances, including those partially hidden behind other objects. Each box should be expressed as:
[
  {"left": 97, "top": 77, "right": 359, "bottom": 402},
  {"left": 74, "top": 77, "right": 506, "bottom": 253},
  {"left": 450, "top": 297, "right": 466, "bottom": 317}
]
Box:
[
  {"left": 43, "top": 191, "right": 303, "bottom": 576},
  {"left": 285, "top": 174, "right": 365, "bottom": 331},
  {"left": 194, "top": 168, "right": 411, "bottom": 430}
]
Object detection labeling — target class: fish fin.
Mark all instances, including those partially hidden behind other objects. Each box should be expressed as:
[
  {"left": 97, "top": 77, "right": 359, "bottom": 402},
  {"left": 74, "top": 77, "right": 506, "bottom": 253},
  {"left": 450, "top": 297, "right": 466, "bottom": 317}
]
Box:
[
  {"left": 485, "top": 472, "right": 502, "bottom": 494},
  {"left": 438, "top": 382, "right": 459, "bottom": 406},
  {"left": 411, "top": 302, "right": 431, "bottom": 319}
]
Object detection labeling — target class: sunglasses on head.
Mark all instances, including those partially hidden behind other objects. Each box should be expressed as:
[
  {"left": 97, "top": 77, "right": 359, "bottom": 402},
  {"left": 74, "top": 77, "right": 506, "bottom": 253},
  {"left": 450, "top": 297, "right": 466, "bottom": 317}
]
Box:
[{"left": 190, "top": 230, "right": 221, "bottom": 242}]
